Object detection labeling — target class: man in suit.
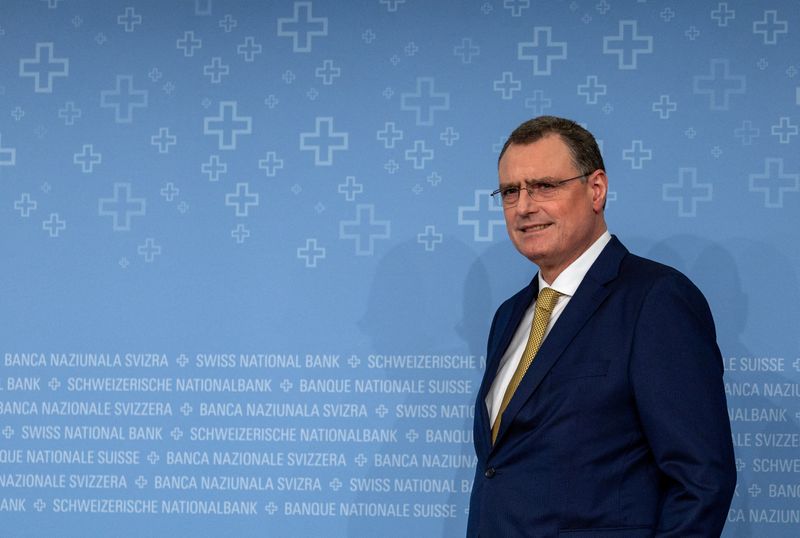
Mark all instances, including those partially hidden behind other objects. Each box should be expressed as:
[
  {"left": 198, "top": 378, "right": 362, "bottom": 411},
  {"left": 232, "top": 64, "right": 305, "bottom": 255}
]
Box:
[{"left": 468, "top": 116, "right": 736, "bottom": 537}]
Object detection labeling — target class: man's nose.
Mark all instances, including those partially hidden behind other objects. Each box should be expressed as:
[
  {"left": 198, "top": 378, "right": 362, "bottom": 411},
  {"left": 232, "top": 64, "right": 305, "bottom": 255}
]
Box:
[{"left": 515, "top": 187, "right": 539, "bottom": 214}]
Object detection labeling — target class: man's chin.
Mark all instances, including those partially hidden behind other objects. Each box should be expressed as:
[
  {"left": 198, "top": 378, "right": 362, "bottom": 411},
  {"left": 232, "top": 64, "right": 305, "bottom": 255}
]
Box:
[
  {"left": 514, "top": 246, "right": 548, "bottom": 266},
  {"left": 511, "top": 237, "right": 545, "bottom": 258}
]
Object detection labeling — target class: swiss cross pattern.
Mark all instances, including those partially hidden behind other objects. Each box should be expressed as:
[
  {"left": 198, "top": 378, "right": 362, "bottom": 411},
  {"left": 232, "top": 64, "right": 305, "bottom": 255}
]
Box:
[
  {"left": 151, "top": 128, "right": 177, "bottom": 153},
  {"left": 42, "top": 213, "right": 66, "bottom": 237},
  {"left": 117, "top": 7, "right": 142, "bottom": 32},
  {"left": 622, "top": 140, "right": 653, "bottom": 169},
  {"left": 98, "top": 183, "right": 146, "bottom": 231},
  {"left": 749, "top": 158, "right": 799, "bottom": 208},
  {"left": 204, "top": 101, "right": 252, "bottom": 150},
  {"left": 400, "top": 78, "right": 450, "bottom": 126},
  {"left": 494, "top": 72, "right": 522, "bottom": 100},
  {"left": 177, "top": 31, "right": 202, "bottom": 56},
  {"left": 258, "top": 151, "right": 284, "bottom": 176},
  {"left": 58, "top": 101, "right": 81, "bottom": 125},
  {"left": 338, "top": 176, "right": 363, "bottom": 202},
  {"left": 711, "top": 3, "right": 735, "bottom": 26},
  {"left": 300, "top": 117, "right": 348, "bottom": 165},
  {"left": 577, "top": 76, "right": 607, "bottom": 105},
  {"left": 237, "top": 37, "right": 262, "bottom": 62},
  {"left": 297, "top": 238, "right": 326, "bottom": 267},
  {"left": 203, "top": 57, "right": 230, "bottom": 83},
  {"left": 662, "top": 168, "right": 713, "bottom": 217},
  {"left": 752, "top": 10, "right": 788, "bottom": 45},
  {"left": 693, "top": 59, "right": 746, "bottom": 111},
  {"left": 524, "top": 90, "right": 552, "bottom": 114},
  {"left": 19, "top": 42, "right": 69, "bottom": 93},
  {"left": 3, "top": 7, "right": 798, "bottom": 535},
  {"left": 277, "top": 2, "right": 328, "bottom": 53},
  {"left": 73, "top": 144, "right": 101, "bottom": 172},
  {"left": 100, "top": 75, "right": 148, "bottom": 123},
  {"left": 14, "top": 193, "right": 37, "bottom": 217},
  {"left": 339, "top": 204, "right": 390, "bottom": 256},
  {"left": 603, "top": 20, "right": 653, "bottom": 70},
  {"left": 454, "top": 38, "right": 480, "bottom": 63},
  {"left": 518, "top": 27, "right": 567, "bottom": 76},
  {"left": 225, "top": 183, "right": 259, "bottom": 217},
  {"left": 458, "top": 190, "right": 505, "bottom": 242}
]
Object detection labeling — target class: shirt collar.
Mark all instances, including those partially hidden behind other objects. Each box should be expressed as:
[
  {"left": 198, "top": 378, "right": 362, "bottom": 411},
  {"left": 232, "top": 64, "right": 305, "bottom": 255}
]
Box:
[{"left": 537, "top": 230, "right": 612, "bottom": 298}]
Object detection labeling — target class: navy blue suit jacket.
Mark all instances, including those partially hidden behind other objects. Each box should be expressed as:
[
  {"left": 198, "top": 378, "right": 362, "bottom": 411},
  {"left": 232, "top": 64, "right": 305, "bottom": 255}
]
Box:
[{"left": 468, "top": 237, "right": 736, "bottom": 538}]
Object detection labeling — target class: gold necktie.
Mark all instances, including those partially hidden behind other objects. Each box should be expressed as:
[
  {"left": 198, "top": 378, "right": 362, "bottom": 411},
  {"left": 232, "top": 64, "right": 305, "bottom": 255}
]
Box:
[{"left": 491, "top": 287, "right": 562, "bottom": 444}]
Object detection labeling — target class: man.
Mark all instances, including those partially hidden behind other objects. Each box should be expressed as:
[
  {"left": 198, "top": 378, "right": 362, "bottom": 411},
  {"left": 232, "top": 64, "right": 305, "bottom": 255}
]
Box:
[{"left": 467, "top": 116, "right": 735, "bottom": 537}]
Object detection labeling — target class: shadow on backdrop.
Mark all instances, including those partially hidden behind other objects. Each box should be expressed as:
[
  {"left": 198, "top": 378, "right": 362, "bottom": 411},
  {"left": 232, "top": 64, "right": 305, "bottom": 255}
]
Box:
[
  {"left": 353, "top": 235, "right": 481, "bottom": 537},
  {"left": 628, "top": 234, "right": 800, "bottom": 537}
]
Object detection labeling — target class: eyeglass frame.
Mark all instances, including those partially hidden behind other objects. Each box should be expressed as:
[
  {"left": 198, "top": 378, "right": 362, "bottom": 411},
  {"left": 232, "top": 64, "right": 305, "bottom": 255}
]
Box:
[{"left": 490, "top": 172, "right": 591, "bottom": 206}]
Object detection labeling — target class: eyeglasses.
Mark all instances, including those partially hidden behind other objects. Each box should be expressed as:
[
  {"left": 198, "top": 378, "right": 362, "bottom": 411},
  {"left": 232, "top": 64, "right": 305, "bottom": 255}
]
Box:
[{"left": 491, "top": 173, "right": 589, "bottom": 207}]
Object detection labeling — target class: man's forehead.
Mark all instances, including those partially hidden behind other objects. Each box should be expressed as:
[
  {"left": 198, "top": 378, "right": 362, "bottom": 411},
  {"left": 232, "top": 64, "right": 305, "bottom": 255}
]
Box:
[
  {"left": 500, "top": 135, "right": 571, "bottom": 160},
  {"left": 498, "top": 137, "right": 574, "bottom": 179}
]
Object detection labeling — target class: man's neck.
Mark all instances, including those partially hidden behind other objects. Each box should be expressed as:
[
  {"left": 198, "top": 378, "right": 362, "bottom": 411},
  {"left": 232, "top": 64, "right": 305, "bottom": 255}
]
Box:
[{"left": 539, "top": 227, "right": 609, "bottom": 285}]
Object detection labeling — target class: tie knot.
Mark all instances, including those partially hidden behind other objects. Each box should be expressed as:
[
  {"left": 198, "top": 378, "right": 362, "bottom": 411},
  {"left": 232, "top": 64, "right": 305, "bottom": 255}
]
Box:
[{"left": 537, "top": 287, "right": 562, "bottom": 312}]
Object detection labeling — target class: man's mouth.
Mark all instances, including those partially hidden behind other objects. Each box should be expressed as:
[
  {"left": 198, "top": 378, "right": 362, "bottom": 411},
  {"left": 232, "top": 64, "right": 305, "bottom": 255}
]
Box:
[{"left": 519, "top": 223, "right": 552, "bottom": 232}]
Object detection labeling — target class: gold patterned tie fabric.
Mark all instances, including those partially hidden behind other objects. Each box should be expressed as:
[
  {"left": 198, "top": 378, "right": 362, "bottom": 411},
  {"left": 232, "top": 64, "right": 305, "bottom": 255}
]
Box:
[{"left": 491, "top": 287, "right": 563, "bottom": 445}]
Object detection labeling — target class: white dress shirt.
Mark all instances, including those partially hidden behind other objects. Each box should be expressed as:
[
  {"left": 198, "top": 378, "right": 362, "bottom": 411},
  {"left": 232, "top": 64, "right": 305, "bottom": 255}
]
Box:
[{"left": 486, "top": 230, "right": 612, "bottom": 426}]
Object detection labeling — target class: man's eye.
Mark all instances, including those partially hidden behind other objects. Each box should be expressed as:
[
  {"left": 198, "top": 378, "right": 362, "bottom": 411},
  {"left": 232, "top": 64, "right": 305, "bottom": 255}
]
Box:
[
  {"left": 501, "top": 187, "right": 519, "bottom": 197},
  {"left": 534, "top": 182, "right": 557, "bottom": 191}
]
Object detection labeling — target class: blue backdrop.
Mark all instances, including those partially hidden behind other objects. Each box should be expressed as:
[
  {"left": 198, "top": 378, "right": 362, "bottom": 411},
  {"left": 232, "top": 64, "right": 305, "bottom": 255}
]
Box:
[{"left": 0, "top": 0, "right": 798, "bottom": 536}]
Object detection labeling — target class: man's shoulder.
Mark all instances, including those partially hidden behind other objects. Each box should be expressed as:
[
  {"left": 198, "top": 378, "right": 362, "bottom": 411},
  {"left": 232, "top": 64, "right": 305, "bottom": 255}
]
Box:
[
  {"left": 580, "top": 236, "right": 706, "bottom": 304},
  {"left": 620, "top": 251, "right": 682, "bottom": 278},
  {"left": 615, "top": 250, "right": 707, "bottom": 305}
]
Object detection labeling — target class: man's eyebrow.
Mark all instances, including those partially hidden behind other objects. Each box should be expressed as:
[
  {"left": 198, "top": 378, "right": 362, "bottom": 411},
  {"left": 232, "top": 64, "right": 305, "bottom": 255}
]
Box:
[
  {"left": 500, "top": 176, "right": 555, "bottom": 183},
  {"left": 498, "top": 175, "right": 560, "bottom": 188}
]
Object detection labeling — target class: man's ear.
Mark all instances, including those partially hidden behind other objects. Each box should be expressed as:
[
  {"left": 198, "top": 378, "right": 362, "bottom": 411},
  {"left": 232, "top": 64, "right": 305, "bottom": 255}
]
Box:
[{"left": 589, "top": 170, "right": 608, "bottom": 213}]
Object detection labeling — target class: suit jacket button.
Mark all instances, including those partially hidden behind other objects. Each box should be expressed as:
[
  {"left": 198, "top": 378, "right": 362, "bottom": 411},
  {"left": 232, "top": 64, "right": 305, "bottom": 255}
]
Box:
[{"left": 484, "top": 467, "right": 495, "bottom": 478}]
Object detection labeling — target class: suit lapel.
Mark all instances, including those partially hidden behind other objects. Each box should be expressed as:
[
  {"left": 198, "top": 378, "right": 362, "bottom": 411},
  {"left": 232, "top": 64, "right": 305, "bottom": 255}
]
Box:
[
  {"left": 485, "top": 278, "right": 538, "bottom": 384},
  {"left": 491, "top": 236, "right": 628, "bottom": 450},
  {"left": 475, "top": 277, "right": 538, "bottom": 457}
]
